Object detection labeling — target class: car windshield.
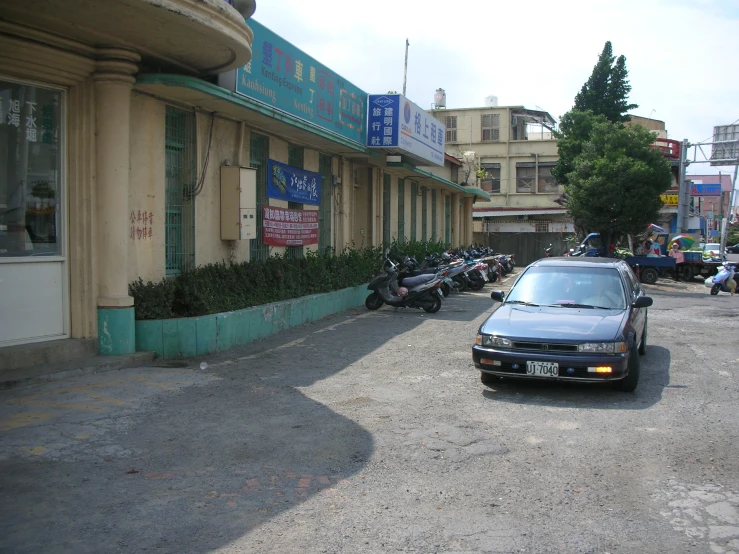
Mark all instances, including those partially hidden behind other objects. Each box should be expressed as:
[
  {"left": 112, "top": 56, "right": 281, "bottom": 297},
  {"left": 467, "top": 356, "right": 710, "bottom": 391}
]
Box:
[
  {"left": 506, "top": 266, "right": 627, "bottom": 310},
  {"left": 704, "top": 243, "right": 720, "bottom": 251}
]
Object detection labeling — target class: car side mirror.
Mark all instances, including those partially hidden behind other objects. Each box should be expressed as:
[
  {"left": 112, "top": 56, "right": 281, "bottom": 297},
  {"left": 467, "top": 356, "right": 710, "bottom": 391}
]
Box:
[
  {"left": 491, "top": 291, "right": 505, "bottom": 302},
  {"left": 633, "top": 296, "right": 653, "bottom": 308}
]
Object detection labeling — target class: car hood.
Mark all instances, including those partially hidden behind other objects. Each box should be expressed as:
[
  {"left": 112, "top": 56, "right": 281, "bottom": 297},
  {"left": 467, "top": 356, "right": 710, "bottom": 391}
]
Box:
[{"left": 480, "top": 304, "right": 627, "bottom": 342}]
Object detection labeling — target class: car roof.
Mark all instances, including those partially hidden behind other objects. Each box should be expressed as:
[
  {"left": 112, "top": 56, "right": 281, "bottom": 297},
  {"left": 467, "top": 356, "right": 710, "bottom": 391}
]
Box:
[{"left": 529, "top": 257, "right": 626, "bottom": 269}]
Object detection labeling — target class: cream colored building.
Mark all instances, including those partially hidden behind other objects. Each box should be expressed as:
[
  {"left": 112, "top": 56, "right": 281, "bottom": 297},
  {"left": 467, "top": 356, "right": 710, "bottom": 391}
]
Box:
[
  {"left": 0, "top": 0, "right": 487, "bottom": 355},
  {"left": 430, "top": 105, "right": 573, "bottom": 235}
]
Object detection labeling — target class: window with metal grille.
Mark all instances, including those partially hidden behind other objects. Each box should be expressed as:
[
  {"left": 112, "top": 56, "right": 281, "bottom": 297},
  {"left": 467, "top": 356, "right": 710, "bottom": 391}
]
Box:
[
  {"left": 534, "top": 221, "right": 550, "bottom": 232},
  {"left": 482, "top": 114, "right": 500, "bottom": 141},
  {"left": 397, "top": 178, "right": 405, "bottom": 243},
  {"left": 164, "top": 106, "right": 196, "bottom": 275},
  {"left": 431, "top": 189, "right": 437, "bottom": 240},
  {"left": 536, "top": 165, "right": 559, "bottom": 193},
  {"left": 516, "top": 166, "right": 535, "bottom": 193},
  {"left": 421, "top": 188, "right": 428, "bottom": 240},
  {"left": 382, "top": 173, "right": 391, "bottom": 245},
  {"left": 286, "top": 144, "right": 304, "bottom": 259},
  {"left": 410, "top": 181, "right": 418, "bottom": 241},
  {"left": 249, "top": 132, "right": 270, "bottom": 261},
  {"left": 445, "top": 115, "right": 457, "bottom": 143},
  {"left": 318, "top": 153, "right": 332, "bottom": 252},
  {"left": 444, "top": 194, "right": 451, "bottom": 244},
  {"left": 480, "top": 164, "right": 501, "bottom": 193}
]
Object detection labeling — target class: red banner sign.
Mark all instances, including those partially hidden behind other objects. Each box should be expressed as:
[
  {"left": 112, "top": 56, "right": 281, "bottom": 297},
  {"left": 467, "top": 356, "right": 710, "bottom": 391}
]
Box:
[{"left": 262, "top": 206, "right": 319, "bottom": 246}]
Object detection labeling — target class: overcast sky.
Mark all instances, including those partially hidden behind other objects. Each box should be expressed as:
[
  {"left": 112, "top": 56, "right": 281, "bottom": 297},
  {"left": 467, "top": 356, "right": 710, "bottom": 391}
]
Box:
[{"left": 252, "top": 0, "right": 739, "bottom": 177}]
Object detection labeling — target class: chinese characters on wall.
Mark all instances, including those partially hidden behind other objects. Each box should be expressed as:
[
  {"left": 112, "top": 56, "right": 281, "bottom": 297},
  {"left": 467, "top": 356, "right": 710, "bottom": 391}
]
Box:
[{"left": 129, "top": 210, "right": 154, "bottom": 241}]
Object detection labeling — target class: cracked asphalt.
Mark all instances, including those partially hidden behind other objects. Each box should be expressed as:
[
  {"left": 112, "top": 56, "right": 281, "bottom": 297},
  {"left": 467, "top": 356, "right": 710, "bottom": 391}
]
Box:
[{"left": 1, "top": 274, "right": 739, "bottom": 553}]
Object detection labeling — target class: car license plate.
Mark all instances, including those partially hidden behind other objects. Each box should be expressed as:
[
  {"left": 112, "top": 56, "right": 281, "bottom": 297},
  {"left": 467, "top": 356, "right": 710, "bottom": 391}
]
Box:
[{"left": 526, "top": 361, "right": 558, "bottom": 377}]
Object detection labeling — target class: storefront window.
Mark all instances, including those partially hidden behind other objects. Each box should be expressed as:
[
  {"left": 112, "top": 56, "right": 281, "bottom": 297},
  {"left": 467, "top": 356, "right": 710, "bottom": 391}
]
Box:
[{"left": 0, "top": 80, "right": 62, "bottom": 257}]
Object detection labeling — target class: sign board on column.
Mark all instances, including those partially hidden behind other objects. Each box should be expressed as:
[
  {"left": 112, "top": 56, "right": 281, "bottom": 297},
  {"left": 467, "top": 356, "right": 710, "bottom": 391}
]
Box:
[{"left": 262, "top": 206, "right": 318, "bottom": 246}]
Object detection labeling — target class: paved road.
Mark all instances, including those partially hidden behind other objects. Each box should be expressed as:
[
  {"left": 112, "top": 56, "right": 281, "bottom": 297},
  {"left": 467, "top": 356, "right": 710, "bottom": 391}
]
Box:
[{"left": 1, "top": 275, "right": 738, "bottom": 553}]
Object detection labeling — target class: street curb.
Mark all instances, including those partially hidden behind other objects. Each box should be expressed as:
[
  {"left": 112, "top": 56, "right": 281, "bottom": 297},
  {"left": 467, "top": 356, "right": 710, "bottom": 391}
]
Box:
[{"left": 0, "top": 351, "right": 156, "bottom": 391}]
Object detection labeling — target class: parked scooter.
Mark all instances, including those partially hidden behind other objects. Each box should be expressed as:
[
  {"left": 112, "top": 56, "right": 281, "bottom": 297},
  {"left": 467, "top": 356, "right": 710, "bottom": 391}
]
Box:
[
  {"left": 706, "top": 263, "right": 737, "bottom": 296},
  {"left": 365, "top": 252, "right": 444, "bottom": 312},
  {"left": 544, "top": 244, "right": 553, "bottom": 257}
]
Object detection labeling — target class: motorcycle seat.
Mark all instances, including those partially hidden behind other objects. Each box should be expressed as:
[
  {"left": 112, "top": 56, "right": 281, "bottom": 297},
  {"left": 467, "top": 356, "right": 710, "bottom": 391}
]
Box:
[{"left": 402, "top": 274, "right": 435, "bottom": 288}]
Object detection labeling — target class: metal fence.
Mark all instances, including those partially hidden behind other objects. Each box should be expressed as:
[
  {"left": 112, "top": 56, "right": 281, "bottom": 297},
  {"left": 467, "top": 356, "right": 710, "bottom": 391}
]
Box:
[
  {"left": 473, "top": 231, "right": 572, "bottom": 267},
  {"left": 164, "top": 106, "right": 196, "bottom": 275}
]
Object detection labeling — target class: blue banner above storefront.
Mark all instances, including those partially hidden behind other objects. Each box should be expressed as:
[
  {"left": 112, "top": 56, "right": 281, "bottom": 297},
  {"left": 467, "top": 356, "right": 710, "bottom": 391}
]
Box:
[
  {"left": 367, "top": 93, "right": 445, "bottom": 166},
  {"left": 235, "top": 20, "right": 366, "bottom": 146},
  {"left": 267, "top": 159, "right": 322, "bottom": 205},
  {"left": 690, "top": 183, "right": 722, "bottom": 196}
]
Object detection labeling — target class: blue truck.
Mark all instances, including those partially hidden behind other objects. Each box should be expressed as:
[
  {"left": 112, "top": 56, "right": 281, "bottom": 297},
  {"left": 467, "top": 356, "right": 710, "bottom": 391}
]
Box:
[{"left": 570, "top": 232, "right": 723, "bottom": 284}]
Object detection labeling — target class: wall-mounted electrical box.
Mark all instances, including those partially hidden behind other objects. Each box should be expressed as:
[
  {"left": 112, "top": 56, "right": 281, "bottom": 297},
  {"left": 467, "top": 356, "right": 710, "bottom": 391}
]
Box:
[{"left": 221, "top": 166, "right": 257, "bottom": 240}]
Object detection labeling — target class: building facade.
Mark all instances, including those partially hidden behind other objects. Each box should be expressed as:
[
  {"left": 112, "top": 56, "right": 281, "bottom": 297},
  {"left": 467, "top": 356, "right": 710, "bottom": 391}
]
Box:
[{"left": 0, "top": 1, "right": 487, "bottom": 353}]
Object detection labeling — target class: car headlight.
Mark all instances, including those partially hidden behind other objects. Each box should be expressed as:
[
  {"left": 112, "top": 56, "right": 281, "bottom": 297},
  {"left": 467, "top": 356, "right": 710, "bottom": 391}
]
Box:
[
  {"left": 577, "top": 342, "right": 627, "bottom": 353},
  {"left": 476, "top": 334, "right": 512, "bottom": 348}
]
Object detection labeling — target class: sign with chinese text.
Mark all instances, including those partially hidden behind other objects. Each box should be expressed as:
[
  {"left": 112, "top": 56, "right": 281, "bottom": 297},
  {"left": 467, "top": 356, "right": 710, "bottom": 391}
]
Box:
[
  {"left": 690, "top": 183, "right": 721, "bottom": 196},
  {"left": 367, "top": 93, "right": 445, "bottom": 166},
  {"left": 234, "top": 19, "right": 366, "bottom": 145},
  {"left": 660, "top": 193, "right": 678, "bottom": 206},
  {"left": 267, "top": 159, "right": 322, "bottom": 205},
  {"left": 130, "top": 210, "right": 154, "bottom": 240},
  {"left": 262, "top": 206, "right": 318, "bottom": 246}
]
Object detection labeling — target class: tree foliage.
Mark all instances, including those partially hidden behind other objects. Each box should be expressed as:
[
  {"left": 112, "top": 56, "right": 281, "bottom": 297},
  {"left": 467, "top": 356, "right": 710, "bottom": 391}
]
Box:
[
  {"left": 574, "top": 41, "right": 638, "bottom": 123},
  {"left": 563, "top": 117, "right": 672, "bottom": 240}
]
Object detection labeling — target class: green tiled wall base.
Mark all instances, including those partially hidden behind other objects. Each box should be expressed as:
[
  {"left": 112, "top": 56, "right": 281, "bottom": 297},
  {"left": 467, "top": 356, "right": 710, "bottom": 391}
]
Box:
[{"left": 135, "top": 284, "right": 370, "bottom": 359}]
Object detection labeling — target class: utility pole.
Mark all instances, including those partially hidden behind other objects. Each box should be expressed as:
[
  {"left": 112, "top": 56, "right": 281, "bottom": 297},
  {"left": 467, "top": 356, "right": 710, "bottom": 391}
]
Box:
[
  {"left": 677, "top": 138, "right": 690, "bottom": 233},
  {"left": 402, "top": 39, "right": 409, "bottom": 97}
]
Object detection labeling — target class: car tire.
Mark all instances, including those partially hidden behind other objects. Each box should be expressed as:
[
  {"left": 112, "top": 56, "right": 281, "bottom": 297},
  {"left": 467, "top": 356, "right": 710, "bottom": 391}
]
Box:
[
  {"left": 365, "top": 292, "right": 383, "bottom": 310},
  {"left": 613, "top": 345, "right": 640, "bottom": 392},
  {"left": 681, "top": 265, "right": 693, "bottom": 281},
  {"left": 638, "top": 316, "right": 647, "bottom": 356},
  {"left": 640, "top": 267, "right": 659, "bottom": 285},
  {"left": 423, "top": 295, "right": 442, "bottom": 313},
  {"left": 480, "top": 371, "right": 501, "bottom": 386}
]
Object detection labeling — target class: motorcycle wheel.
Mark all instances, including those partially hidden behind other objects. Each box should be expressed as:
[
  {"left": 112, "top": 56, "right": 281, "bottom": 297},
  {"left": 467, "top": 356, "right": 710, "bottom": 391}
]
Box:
[
  {"left": 453, "top": 276, "right": 468, "bottom": 292},
  {"left": 469, "top": 278, "right": 486, "bottom": 291},
  {"left": 365, "top": 292, "right": 384, "bottom": 310},
  {"left": 710, "top": 284, "right": 720, "bottom": 296},
  {"left": 423, "top": 295, "right": 442, "bottom": 313},
  {"left": 441, "top": 282, "right": 451, "bottom": 297}
]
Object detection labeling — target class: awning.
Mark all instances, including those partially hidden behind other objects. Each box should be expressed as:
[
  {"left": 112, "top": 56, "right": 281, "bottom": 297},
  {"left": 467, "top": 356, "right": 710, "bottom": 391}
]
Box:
[
  {"left": 473, "top": 208, "right": 567, "bottom": 218},
  {"left": 385, "top": 162, "right": 491, "bottom": 201},
  {"left": 134, "top": 74, "right": 379, "bottom": 160}
]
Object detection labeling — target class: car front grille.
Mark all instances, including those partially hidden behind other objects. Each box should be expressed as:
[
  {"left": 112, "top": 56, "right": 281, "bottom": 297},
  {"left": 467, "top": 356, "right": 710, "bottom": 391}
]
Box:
[{"left": 511, "top": 341, "right": 578, "bottom": 352}]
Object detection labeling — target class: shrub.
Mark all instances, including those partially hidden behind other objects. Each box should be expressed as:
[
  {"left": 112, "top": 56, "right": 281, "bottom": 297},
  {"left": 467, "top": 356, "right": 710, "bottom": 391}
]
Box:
[{"left": 129, "top": 246, "right": 383, "bottom": 320}]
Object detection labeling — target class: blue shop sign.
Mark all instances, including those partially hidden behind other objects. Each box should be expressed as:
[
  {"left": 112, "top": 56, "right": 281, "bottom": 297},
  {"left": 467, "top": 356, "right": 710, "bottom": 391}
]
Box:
[
  {"left": 267, "top": 159, "right": 322, "bottom": 205},
  {"left": 235, "top": 20, "right": 366, "bottom": 145},
  {"left": 367, "top": 93, "right": 445, "bottom": 166},
  {"left": 691, "top": 183, "right": 722, "bottom": 196}
]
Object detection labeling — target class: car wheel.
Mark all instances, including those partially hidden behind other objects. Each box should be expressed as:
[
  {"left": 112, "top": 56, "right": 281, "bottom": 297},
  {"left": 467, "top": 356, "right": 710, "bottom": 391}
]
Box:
[
  {"left": 638, "top": 315, "right": 647, "bottom": 356},
  {"left": 710, "top": 284, "right": 720, "bottom": 296},
  {"left": 423, "top": 295, "right": 442, "bottom": 313},
  {"left": 640, "top": 267, "right": 659, "bottom": 285},
  {"left": 365, "top": 292, "right": 383, "bottom": 310},
  {"left": 480, "top": 371, "right": 500, "bottom": 386},
  {"left": 681, "top": 265, "right": 693, "bottom": 281},
  {"left": 613, "top": 345, "right": 640, "bottom": 392}
]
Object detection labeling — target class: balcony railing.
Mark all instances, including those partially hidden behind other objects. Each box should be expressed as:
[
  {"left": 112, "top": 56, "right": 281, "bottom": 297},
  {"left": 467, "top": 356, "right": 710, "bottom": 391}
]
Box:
[{"left": 653, "top": 138, "right": 681, "bottom": 160}]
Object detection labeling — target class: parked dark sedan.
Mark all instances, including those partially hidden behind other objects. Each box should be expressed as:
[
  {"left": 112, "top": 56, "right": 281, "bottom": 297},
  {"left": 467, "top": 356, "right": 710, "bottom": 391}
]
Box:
[
  {"left": 727, "top": 243, "right": 739, "bottom": 254},
  {"left": 472, "top": 257, "right": 652, "bottom": 392}
]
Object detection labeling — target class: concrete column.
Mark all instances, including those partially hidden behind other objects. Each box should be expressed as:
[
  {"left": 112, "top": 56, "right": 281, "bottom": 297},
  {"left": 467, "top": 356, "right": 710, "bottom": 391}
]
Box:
[
  {"left": 450, "top": 193, "right": 460, "bottom": 246},
  {"left": 94, "top": 48, "right": 140, "bottom": 355},
  {"left": 464, "top": 197, "right": 474, "bottom": 245}
]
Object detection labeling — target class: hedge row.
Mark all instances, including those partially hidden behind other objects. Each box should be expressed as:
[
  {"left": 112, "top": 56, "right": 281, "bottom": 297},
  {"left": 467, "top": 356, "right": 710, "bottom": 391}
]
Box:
[{"left": 128, "top": 240, "right": 450, "bottom": 320}]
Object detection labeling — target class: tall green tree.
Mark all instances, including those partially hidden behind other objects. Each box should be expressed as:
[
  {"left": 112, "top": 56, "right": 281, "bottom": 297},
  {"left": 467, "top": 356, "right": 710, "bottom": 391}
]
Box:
[
  {"left": 563, "top": 117, "right": 672, "bottom": 247},
  {"left": 574, "top": 41, "right": 638, "bottom": 123}
]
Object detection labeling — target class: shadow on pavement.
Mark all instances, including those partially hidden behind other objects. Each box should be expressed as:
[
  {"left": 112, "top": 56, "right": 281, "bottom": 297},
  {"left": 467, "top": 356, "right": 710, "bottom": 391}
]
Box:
[
  {"left": 480, "top": 345, "right": 672, "bottom": 410},
  {"left": 0, "top": 288, "right": 495, "bottom": 553}
]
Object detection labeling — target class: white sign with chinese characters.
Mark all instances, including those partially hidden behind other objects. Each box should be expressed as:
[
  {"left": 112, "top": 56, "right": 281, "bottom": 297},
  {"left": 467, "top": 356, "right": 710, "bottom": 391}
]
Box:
[{"left": 366, "top": 94, "right": 445, "bottom": 166}]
